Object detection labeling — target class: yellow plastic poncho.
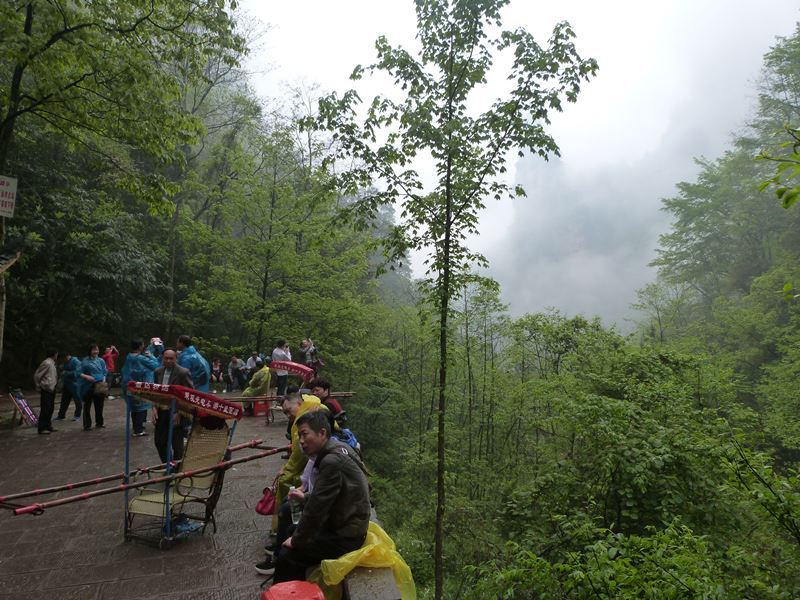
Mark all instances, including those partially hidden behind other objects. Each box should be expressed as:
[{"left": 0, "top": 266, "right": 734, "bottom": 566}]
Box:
[
  {"left": 282, "top": 395, "right": 328, "bottom": 484},
  {"left": 273, "top": 395, "right": 328, "bottom": 533},
  {"left": 242, "top": 365, "right": 271, "bottom": 397},
  {"left": 308, "top": 521, "right": 416, "bottom": 600}
]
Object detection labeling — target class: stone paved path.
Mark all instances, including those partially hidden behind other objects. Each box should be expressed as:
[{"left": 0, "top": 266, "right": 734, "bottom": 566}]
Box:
[{"left": 0, "top": 393, "right": 285, "bottom": 599}]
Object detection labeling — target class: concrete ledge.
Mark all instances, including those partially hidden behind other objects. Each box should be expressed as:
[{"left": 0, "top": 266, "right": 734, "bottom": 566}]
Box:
[{"left": 343, "top": 566, "right": 400, "bottom": 600}]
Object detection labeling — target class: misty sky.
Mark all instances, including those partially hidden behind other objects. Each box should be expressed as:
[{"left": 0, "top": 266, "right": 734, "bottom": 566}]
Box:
[{"left": 240, "top": 0, "right": 799, "bottom": 328}]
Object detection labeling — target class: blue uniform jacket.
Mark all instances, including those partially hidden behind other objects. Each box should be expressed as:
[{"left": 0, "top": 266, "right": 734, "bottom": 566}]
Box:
[
  {"left": 178, "top": 345, "right": 210, "bottom": 392},
  {"left": 79, "top": 356, "right": 107, "bottom": 399},
  {"left": 121, "top": 352, "right": 159, "bottom": 411},
  {"left": 146, "top": 342, "right": 164, "bottom": 361},
  {"left": 62, "top": 356, "right": 82, "bottom": 395}
]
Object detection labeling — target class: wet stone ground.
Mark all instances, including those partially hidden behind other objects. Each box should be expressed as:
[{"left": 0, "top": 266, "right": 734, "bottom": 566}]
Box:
[{"left": 0, "top": 393, "right": 285, "bottom": 600}]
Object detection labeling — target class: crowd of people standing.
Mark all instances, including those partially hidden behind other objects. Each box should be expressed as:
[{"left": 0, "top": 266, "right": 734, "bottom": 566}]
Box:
[
  {"left": 32, "top": 337, "right": 324, "bottom": 436},
  {"left": 31, "top": 336, "right": 370, "bottom": 589},
  {"left": 33, "top": 343, "right": 115, "bottom": 435}
]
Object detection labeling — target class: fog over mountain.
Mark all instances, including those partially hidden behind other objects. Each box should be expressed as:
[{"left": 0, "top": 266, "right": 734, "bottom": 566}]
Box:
[
  {"left": 243, "top": 0, "right": 800, "bottom": 328},
  {"left": 475, "top": 1, "right": 800, "bottom": 328},
  {"left": 484, "top": 109, "right": 745, "bottom": 328}
]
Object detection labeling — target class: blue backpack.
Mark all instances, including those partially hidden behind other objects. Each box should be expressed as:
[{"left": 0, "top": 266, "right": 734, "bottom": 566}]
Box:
[{"left": 334, "top": 427, "right": 360, "bottom": 452}]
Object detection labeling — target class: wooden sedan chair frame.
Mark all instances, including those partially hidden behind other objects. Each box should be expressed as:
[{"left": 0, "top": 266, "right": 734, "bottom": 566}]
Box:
[
  {"left": 124, "top": 382, "right": 243, "bottom": 548},
  {"left": 231, "top": 360, "right": 315, "bottom": 424}
]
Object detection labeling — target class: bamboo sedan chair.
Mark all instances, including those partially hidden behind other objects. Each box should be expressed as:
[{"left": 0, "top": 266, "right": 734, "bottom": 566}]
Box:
[
  {"left": 124, "top": 383, "right": 243, "bottom": 548},
  {"left": 126, "top": 419, "right": 230, "bottom": 544}
]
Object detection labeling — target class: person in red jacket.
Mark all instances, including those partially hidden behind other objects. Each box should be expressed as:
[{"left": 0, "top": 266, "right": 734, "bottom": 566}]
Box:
[
  {"left": 308, "top": 377, "right": 347, "bottom": 428},
  {"left": 101, "top": 345, "right": 119, "bottom": 398},
  {"left": 102, "top": 345, "right": 119, "bottom": 372}
]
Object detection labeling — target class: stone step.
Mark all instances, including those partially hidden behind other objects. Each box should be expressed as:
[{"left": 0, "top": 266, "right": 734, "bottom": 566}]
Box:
[{"left": 343, "top": 566, "right": 401, "bottom": 600}]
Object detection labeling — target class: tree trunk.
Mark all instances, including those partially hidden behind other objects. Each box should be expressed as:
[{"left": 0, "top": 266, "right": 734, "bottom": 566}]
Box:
[
  {"left": 434, "top": 151, "right": 453, "bottom": 600},
  {"left": 488, "top": 329, "right": 496, "bottom": 465},
  {"left": 0, "top": 217, "right": 6, "bottom": 364},
  {"left": 254, "top": 155, "right": 278, "bottom": 352},
  {"left": 0, "top": 3, "right": 34, "bottom": 365},
  {"left": 464, "top": 292, "right": 474, "bottom": 466},
  {"left": 165, "top": 201, "right": 181, "bottom": 343},
  {"left": 0, "top": 123, "right": 15, "bottom": 176},
  {"left": 0, "top": 3, "right": 32, "bottom": 174},
  {"left": 419, "top": 338, "right": 425, "bottom": 450}
]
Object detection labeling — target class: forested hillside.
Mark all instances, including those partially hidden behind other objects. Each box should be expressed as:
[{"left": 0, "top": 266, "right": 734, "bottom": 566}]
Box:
[{"left": 3, "top": 1, "right": 800, "bottom": 598}]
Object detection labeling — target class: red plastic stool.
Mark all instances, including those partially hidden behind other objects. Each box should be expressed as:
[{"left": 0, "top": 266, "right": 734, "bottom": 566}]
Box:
[
  {"left": 261, "top": 581, "right": 324, "bottom": 599},
  {"left": 252, "top": 398, "right": 270, "bottom": 416}
]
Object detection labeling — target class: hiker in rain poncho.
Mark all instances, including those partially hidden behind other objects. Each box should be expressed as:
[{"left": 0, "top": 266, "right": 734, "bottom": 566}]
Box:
[
  {"left": 121, "top": 340, "right": 159, "bottom": 436},
  {"left": 56, "top": 352, "right": 83, "bottom": 420},
  {"left": 146, "top": 337, "right": 165, "bottom": 361},
  {"left": 243, "top": 359, "right": 272, "bottom": 398},
  {"left": 80, "top": 343, "right": 108, "bottom": 429},
  {"left": 176, "top": 334, "right": 210, "bottom": 392},
  {"left": 271, "top": 394, "right": 330, "bottom": 536}
]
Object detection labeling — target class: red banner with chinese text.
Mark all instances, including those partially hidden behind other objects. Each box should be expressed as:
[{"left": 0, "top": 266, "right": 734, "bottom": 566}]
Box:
[
  {"left": 269, "top": 361, "right": 314, "bottom": 382},
  {"left": 127, "top": 382, "right": 243, "bottom": 420}
]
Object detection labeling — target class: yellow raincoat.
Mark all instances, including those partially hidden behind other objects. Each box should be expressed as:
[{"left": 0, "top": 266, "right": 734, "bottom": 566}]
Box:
[
  {"left": 308, "top": 521, "right": 416, "bottom": 600},
  {"left": 242, "top": 365, "right": 271, "bottom": 397},
  {"left": 273, "top": 395, "right": 328, "bottom": 533}
]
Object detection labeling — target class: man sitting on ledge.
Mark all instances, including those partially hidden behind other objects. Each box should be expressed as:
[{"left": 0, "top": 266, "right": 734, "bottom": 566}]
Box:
[{"left": 272, "top": 410, "right": 370, "bottom": 583}]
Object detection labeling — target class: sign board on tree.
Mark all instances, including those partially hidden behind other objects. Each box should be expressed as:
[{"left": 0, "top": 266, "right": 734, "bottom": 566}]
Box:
[{"left": 0, "top": 176, "right": 17, "bottom": 218}]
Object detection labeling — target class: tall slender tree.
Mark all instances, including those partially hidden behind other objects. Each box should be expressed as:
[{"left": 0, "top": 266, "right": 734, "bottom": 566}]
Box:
[
  {"left": 0, "top": 0, "right": 244, "bottom": 361},
  {"left": 308, "top": 0, "right": 597, "bottom": 595}
]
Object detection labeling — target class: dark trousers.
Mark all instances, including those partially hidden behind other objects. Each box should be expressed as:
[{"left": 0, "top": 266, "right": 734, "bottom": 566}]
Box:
[
  {"left": 131, "top": 410, "right": 147, "bottom": 434},
  {"left": 154, "top": 410, "right": 188, "bottom": 463},
  {"left": 82, "top": 391, "right": 105, "bottom": 429},
  {"left": 269, "top": 499, "right": 294, "bottom": 552},
  {"left": 236, "top": 372, "right": 248, "bottom": 390},
  {"left": 56, "top": 385, "right": 81, "bottom": 419},
  {"left": 228, "top": 372, "right": 247, "bottom": 392},
  {"left": 273, "top": 532, "right": 365, "bottom": 583},
  {"left": 37, "top": 390, "right": 55, "bottom": 432},
  {"left": 276, "top": 374, "right": 288, "bottom": 396}
]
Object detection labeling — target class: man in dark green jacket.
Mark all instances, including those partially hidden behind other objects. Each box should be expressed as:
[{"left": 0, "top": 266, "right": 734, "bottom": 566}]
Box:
[{"left": 272, "top": 410, "right": 370, "bottom": 583}]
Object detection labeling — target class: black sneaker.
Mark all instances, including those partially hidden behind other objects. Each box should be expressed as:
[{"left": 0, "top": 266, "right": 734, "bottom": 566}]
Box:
[
  {"left": 38, "top": 430, "right": 51, "bottom": 435},
  {"left": 54, "top": 416, "right": 65, "bottom": 421},
  {"left": 255, "top": 558, "right": 275, "bottom": 576}
]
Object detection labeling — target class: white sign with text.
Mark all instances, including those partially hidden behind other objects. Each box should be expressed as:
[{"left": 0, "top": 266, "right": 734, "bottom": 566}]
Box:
[{"left": 0, "top": 176, "right": 17, "bottom": 218}]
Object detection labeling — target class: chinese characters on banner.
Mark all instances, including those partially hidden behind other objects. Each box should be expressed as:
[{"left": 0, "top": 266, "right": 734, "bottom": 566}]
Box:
[
  {"left": 129, "top": 381, "right": 243, "bottom": 419},
  {"left": 0, "top": 176, "right": 17, "bottom": 218}
]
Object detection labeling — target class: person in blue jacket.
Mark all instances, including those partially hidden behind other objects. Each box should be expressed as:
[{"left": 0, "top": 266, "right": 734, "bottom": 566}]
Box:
[
  {"left": 121, "top": 339, "right": 159, "bottom": 436},
  {"left": 146, "top": 336, "right": 165, "bottom": 361},
  {"left": 79, "top": 343, "right": 108, "bottom": 430},
  {"left": 176, "top": 335, "right": 210, "bottom": 393},
  {"left": 55, "top": 352, "right": 83, "bottom": 421}
]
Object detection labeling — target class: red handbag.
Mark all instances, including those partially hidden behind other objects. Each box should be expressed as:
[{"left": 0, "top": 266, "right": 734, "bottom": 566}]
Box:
[{"left": 256, "top": 478, "right": 278, "bottom": 515}]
